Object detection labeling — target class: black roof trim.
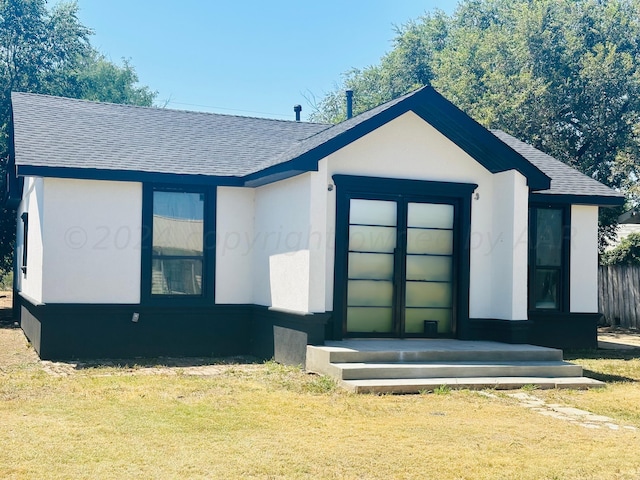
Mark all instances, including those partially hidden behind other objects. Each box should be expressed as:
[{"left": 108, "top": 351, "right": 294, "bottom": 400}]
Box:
[
  {"left": 244, "top": 169, "right": 312, "bottom": 187},
  {"left": 410, "top": 90, "right": 550, "bottom": 190},
  {"left": 530, "top": 193, "right": 625, "bottom": 207},
  {"left": 15, "top": 165, "right": 244, "bottom": 186}
]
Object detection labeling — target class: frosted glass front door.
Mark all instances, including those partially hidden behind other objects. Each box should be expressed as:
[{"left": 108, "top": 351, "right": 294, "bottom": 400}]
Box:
[
  {"left": 345, "top": 198, "right": 455, "bottom": 336},
  {"left": 404, "top": 202, "right": 454, "bottom": 334},
  {"left": 346, "top": 199, "right": 396, "bottom": 333}
]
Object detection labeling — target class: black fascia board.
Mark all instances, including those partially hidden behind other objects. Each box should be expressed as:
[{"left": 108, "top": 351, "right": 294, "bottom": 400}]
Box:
[
  {"left": 410, "top": 89, "right": 551, "bottom": 191},
  {"left": 15, "top": 165, "right": 244, "bottom": 186},
  {"left": 2, "top": 108, "right": 22, "bottom": 208},
  {"left": 243, "top": 169, "right": 310, "bottom": 187},
  {"left": 530, "top": 192, "right": 625, "bottom": 207}
]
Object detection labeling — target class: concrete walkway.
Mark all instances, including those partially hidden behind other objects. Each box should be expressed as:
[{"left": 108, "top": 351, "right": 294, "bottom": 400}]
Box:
[
  {"left": 597, "top": 330, "right": 640, "bottom": 350},
  {"left": 505, "top": 392, "right": 637, "bottom": 431}
]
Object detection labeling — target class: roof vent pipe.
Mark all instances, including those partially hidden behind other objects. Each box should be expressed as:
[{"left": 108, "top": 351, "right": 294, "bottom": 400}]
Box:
[
  {"left": 346, "top": 89, "right": 353, "bottom": 119},
  {"left": 294, "top": 104, "right": 302, "bottom": 122}
]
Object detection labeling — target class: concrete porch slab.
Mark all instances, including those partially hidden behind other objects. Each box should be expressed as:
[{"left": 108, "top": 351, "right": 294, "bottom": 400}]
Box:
[{"left": 322, "top": 338, "right": 560, "bottom": 354}]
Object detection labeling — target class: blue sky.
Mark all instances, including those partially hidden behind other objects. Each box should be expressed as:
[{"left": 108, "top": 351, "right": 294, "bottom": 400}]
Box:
[{"left": 65, "top": 1, "right": 459, "bottom": 120}]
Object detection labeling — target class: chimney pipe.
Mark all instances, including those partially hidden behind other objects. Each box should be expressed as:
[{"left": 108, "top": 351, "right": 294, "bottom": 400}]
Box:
[
  {"left": 294, "top": 104, "right": 302, "bottom": 122},
  {"left": 346, "top": 89, "right": 353, "bottom": 119}
]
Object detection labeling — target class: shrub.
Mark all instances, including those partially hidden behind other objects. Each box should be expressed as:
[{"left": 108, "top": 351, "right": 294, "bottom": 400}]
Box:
[{"left": 601, "top": 232, "right": 640, "bottom": 265}]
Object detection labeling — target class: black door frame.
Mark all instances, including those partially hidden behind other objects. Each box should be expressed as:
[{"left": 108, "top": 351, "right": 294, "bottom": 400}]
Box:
[{"left": 331, "top": 175, "right": 477, "bottom": 340}]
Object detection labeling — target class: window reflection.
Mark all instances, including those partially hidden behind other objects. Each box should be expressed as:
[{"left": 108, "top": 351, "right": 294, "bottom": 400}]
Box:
[
  {"left": 151, "top": 190, "right": 205, "bottom": 296},
  {"left": 535, "top": 209, "right": 562, "bottom": 267}
]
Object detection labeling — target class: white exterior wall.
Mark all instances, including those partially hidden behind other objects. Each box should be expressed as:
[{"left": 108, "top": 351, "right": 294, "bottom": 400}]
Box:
[
  {"left": 570, "top": 205, "right": 599, "bottom": 313},
  {"left": 40, "top": 178, "right": 142, "bottom": 304},
  {"left": 308, "top": 169, "right": 330, "bottom": 312},
  {"left": 252, "top": 174, "right": 317, "bottom": 312},
  {"left": 16, "top": 177, "right": 45, "bottom": 303},
  {"left": 317, "top": 111, "right": 522, "bottom": 319},
  {"left": 215, "top": 186, "right": 255, "bottom": 304},
  {"left": 490, "top": 170, "right": 529, "bottom": 320}
]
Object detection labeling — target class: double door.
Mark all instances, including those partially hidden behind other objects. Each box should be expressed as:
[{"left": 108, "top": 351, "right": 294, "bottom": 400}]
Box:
[{"left": 345, "top": 196, "right": 457, "bottom": 337}]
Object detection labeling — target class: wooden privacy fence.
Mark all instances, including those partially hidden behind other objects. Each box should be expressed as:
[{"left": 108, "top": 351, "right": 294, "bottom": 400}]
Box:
[{"left": 598, "top": 265, "right": 640, "bottom": 328}]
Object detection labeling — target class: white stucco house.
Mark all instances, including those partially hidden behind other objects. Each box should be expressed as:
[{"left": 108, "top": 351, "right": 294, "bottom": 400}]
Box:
[{"left": 3, "top": 87, "right": 624, "bottom": 360}]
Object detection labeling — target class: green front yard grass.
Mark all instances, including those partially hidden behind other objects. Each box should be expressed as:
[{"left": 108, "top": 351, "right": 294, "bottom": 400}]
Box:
[{"left": 1, "top": 328, "right": 640, "bottom": 480}]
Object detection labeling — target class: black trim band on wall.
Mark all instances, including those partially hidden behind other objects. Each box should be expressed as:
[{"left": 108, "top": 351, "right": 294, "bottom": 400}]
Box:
[
  {"left": 331, "top": 175, "right": 477, "bottom": 341},
  {"left": 16, "top": 295, "right": 332, "bottom": 362},
  {"left": 467, "top": 318, "right": 533, "bottom": 344},
  {"left": 467, "top": 314, "right": 599, "bottom": 350},
  {"left": 528, "top": 311, "right": 600, "bottom": 349}
]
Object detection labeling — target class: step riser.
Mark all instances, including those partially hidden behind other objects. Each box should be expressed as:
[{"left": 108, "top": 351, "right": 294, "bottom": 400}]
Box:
[
  {"left": 349, "top": 384, "right": 559, "bottom": 394},
  {"left": 337, "top": 364, "right": 583, "bottom": 380},
  {"left": 325, "top": 350, "right": 563, "bottom": 364},
  {"left": 343, "top": 378, "right": 603, "bottom": 394}
]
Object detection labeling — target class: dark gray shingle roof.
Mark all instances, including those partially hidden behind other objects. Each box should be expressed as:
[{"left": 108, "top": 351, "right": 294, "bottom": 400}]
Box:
[
  {"left": 491, "top": 130, "right": 624, "bottom": 201},
  {"left": 10, "top": 91, "right": 623, "bottom": 205},
  {"left": 11, "top": 92, "right": 329, "bottom": 177}
]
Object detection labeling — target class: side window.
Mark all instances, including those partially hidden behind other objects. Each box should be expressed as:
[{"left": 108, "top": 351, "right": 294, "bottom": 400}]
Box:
[
  {"left": 151, "top": 190, "right": 205, "bottom": 296},
  {"left": 20, "top": 212, "right": 28, "bottom": 275},
  {"left": 529, "top": 206, "right": 567, "bottom": 311}
]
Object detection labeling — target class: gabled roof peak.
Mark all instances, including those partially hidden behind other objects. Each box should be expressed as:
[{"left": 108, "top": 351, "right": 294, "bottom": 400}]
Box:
[{"left": 246, "top": 86, "right": 551, "bottom": 190}]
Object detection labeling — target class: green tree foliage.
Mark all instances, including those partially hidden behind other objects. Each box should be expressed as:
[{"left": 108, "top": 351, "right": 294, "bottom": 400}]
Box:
[
  {"left": 311, "top": 0, "right": 640, "bottom": 247},
  {"left": 601, "top": 232, "right": 640, "bottom": 265},
  {"left": 0, "top": 0, "right": 156, "bottom": 278}
]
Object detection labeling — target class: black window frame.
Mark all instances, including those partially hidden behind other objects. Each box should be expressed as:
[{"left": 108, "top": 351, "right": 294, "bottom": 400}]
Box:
[
  {"left": 528, "top": 203, "right": 571, "bottom": 312},
  {"left": 141, "top": 183, "right": 216, "bottom": 305}
]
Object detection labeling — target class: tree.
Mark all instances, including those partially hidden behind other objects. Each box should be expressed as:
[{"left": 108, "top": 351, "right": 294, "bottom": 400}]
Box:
[
  {"left": 311, "top": 0, "right": 640, "bottom": 248},
  {"left": 601, "top": 232, "right": 640, "bottom": 265},
  {"left": 0, "top": 0, "right": 156, "bottom": 279}
]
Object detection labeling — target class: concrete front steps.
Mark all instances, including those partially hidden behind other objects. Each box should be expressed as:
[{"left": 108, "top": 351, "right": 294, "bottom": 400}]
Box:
[{"left": 306, "top": 339, "right": 604, "bottom": 394}]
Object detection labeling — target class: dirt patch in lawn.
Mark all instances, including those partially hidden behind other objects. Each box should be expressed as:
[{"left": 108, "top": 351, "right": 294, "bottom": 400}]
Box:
[
  {"left": 0, "top": 290, "right": 11, "bottom": 309},
  {"left": 0, "top": 324, "right": 40, "bottom": 372},
  {"left": 40, "top": 355, "right": 263, "bottom": 377},
  {"left": 0, "top": 290, "right": 14, "bottom": 327},
  {"left": 598, "top": 326, "right": 640, "bottom": 349}
]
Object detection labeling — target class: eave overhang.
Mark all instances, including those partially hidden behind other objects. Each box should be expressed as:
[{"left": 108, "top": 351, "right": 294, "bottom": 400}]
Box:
[
  {"left": 15, "top": 165, "right": 244, "bottom": 187},
  {"left": 530, "top": 192, "right": 625, "bottom": 207}
]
